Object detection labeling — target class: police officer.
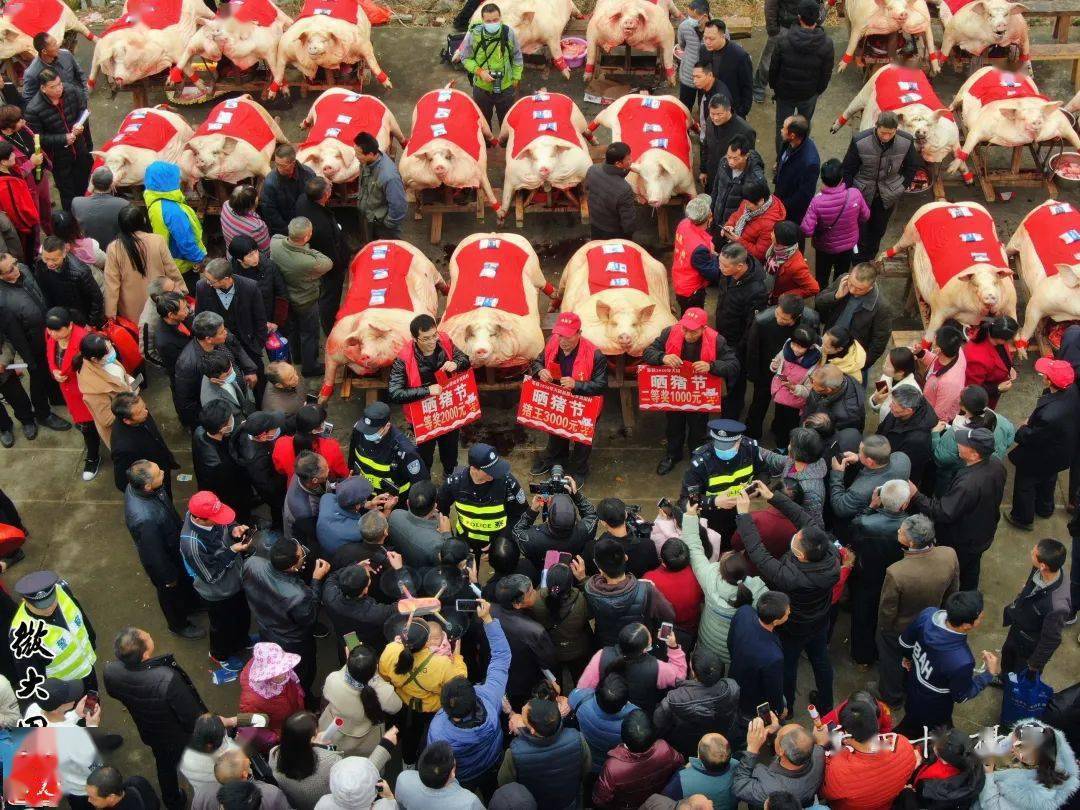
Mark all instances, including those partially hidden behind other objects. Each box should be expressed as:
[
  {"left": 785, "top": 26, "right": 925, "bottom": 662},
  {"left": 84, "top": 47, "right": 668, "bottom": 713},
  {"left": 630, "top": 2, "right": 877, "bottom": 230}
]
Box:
[
  {"left": 348, "top": 402, "right": 430, "bottom": 499},
  {"left": 437, "top": 443, "right": 526, "bottom": 559},
  {"left": 680, "top": 419, "right": 763, "bottom": 543},
  {"left": 10, "top": 570, "right": 98, "bottom": 694}
]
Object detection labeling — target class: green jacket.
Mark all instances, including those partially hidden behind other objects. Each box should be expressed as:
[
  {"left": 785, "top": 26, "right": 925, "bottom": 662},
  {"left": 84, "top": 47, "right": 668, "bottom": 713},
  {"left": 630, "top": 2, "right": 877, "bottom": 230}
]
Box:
[
  {"left": 683, "top": 513, "right": 767, "bottom": 664},
  {"left": 462, "top": 23, "right": 523, "bottom": 93},
  {"left": 931, "top": 412, "right": 1017, "bottom": 494},
  {"left": 269, "top": 234, "right": 333, "bottom": 311}
]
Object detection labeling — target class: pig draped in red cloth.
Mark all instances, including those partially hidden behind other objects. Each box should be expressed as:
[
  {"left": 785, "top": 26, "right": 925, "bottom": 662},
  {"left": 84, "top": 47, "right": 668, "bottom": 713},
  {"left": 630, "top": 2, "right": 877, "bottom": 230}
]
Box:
[
  {"left": 297, "top": 90, "right": 406, "bottom": 184},
  {"left": 937, "top": 0, "right": 1030, "bottom": 66},
  {"left": 1006, "top": 200, "right": 1080, "bottom": 354},
  {"left": 174, "top": 0, "right": 293, "bottom": 84},
  {"left": 881, "top": 200, "right": 1016, "bottom": 346},
  {"left": 91, "top": 107, "right": 194, "bottom": 189},
  {"left": 836, "top": 0, "right": 937, "bottom": 75},
  {"left": 0, "top": 0, "right": 93, "bottom": 63},
  {"left": 177, "top": 95, "right": 288, "bottom": 184},
  {"left": 583, "top": 0, "right": 677, "bottom": 84}
]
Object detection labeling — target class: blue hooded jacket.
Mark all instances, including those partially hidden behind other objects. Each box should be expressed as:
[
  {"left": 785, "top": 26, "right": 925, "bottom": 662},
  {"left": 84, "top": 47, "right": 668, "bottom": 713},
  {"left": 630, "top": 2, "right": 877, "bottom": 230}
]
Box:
[{"left": 143, "top": 161, "right": 207, "bottom": 269}]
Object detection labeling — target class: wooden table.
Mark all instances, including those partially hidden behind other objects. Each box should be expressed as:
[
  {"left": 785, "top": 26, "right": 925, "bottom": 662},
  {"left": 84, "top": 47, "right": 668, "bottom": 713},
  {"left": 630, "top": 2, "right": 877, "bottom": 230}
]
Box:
[{"left": 1024, "top": 1, "right": 1080, "bottom": 43}]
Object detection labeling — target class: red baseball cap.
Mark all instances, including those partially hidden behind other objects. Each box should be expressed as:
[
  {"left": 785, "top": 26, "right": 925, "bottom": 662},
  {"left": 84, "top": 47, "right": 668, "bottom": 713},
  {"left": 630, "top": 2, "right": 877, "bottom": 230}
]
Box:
[
  {"left": 679, "top": 308, "right": 708, "bottom": 330},
  {"left": 188, "top": 491, "right": 236, "bottom": 525},
  {"left": 1035, "top": 357, "right": 1076, "bottom": 389},
  {"left": 553, "top": 312, "right": 582, "bottom": 337}
]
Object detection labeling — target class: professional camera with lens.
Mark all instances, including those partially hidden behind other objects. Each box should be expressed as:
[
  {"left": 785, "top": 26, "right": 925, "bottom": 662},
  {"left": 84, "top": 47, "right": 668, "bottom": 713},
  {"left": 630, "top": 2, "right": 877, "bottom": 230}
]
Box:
[
  {"left": 625, "top": 503, "right": 651, "bottom": 539},
  {"left": 490, "top": 70, "right": 504, "bottom": 93},
  {"left": 529, "top": 464, "right": 571, "bottom": 497}
]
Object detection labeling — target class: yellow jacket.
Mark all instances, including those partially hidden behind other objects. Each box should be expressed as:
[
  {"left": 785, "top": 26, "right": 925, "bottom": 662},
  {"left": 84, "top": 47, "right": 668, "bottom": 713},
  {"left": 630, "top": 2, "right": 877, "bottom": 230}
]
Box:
[
  {"left": 378, "top": 642, "right": 467, "bottom": 714},
  {"left": 828, "top": 340, "right": 866, "bottom": 382}
]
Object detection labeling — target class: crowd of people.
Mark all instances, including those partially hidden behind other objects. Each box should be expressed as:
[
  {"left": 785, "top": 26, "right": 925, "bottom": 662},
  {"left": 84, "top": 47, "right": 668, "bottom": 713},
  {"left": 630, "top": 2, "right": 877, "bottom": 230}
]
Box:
[{"left": 0, "top": 0, "right": 1079, "bottom": 809}]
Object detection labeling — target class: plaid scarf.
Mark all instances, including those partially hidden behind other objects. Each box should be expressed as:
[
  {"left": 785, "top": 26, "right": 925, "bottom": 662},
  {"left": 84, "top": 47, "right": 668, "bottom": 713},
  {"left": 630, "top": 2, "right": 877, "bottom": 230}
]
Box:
[
  {"left": 764, "top": 242, "right": 798, "bottom": 277},
  {"left": 732, "top": 194, "right": 775, "bottom": 236}
]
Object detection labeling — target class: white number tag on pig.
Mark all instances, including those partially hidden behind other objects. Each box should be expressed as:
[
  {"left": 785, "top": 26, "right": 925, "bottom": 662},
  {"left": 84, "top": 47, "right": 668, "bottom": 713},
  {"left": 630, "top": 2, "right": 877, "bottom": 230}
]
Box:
[
  {"left": 971, "top": 252, "right": 991, "bottom": 263},
  {"left": 642, "top": 97, "right": 661, "bottom": 109},
  {"left": 215, "top": 112, "right": 235, "bottom": 125},
  {"left": 532, "top": 93, "right": 550, "bottom": 102},
  {"left": 643, "top": 123, "right": 663, "bottom": 133},
  {"left": 608, "top": 277, "right": 630, "bottom": 287},
  {"left": 370, "top": 289, "right": 387, "bottom": 305},
  {"left": 539, "top": 123, "right": 558, "bottom": 132},
  {"left": 131, "top": 111, "right": 148, "bottom": 119},
  {"left": 898, "top": 81, "right": 919, "bottom": 91},
  {"left": 959, "top": 233, "right": 983, "bottom": 243},
  {"left": 437, "top": 90, "right": 453, "bottom": 102},
  {"left": 1060, "top": 229, "right": 1080, "bottom": 245},
  {"left": 124, "top": 124, "right": 143, "bottom": 134},
  {"left": 430, "top": 124, "right": 448, "bottom": 137},
  {"left": 336, "top": 115, "right": 352, "bottom": 124},
  {"left": 434, "top": 108, "right": 451, "bottom": 120},
  {"left": 371, "top": 245, "right": 388, "bottom": 259},
  {"left": 649, "top": 138, "right": 669, "bottom": 149},
  {"left": 326, "top": 127, "right": 342, "bottom": 138},
  {"left": 314, "top": 7, "right": 332, "bottom": 13},
  {"left": 224, "top": 99, "right": 240, "bottom": 110},
  {"left": 606, "top": 261, "right": 628, "bottom": 274},
  {"left": 480, "top": 262, "right": 499, "bottom": 278},
  {"left": 474, "top": 296, "right": 499, "bottom": 308},
  {"left": 532, "top": 109, "right": 553, "bottom": 120},
  {"left": 207, "top": 123, "right": 224, "bottom": 131},
  {"left": 1051, "top": 203, "right": 1074, "bottom": 215},
  {"left": 949, "top": 206, "right": 973, "bottom": 218},
  {"left": 899, "top": 93, "right": 922, "bottom": 104},
  {"left": 480, "top": 238, "right": 501, "bottom": 249},
  {"left": 371, "top": 268, "right": 389, "bottom": 280},
  {"left": 601, "top": 244, "right": 625, "bottom": 254}
]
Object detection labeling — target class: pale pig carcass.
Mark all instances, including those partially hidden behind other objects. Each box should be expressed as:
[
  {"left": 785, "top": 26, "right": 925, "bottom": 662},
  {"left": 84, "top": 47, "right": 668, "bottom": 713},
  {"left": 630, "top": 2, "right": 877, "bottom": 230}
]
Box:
[
  {"left": 584, "top": 0, "right": 676, "bottom": 85},
  {"left": 439, "top": 233, "right": 550, "bottom": 367},
  {"left": 588, "top": 93, "right": 695, "bottom": 207},
  {"left": 497, "top": 92, "right": 592, "bottom": 219},
  {"left": 1067, "top": 90, "right": 1080, "bottom": 115},
  {"left": 90, "top": 107, "right": 195, "bottom": 189},
  {"left": 948, "top": 67, "right": 1080, "bottom": 175},
  {"left": 297, "top": 89, "right": 405, "bottom": 184},
  {"left": 882, "top": 200, "right": 1017, "bottom": 344},
  {"left": 831, "top": 64, "right": 959, "bottom": 164},
  {"left": 1005, "top": 200, "right": 1080, "bottom": 353},
  {"left": 0, "top": 0, "right": 93, "bottom": 63},
  {"left": 273, "top": 0, "right": 392, "bottom": 97},
  {"left": 175, "top": 0, "right": 292, "bottom": 84},
  {"left": 937, "top": 0, "right": 1029, "bottom": 64},
  {"left": 88, "top": 0, "right": 214, "bottom": 89},
  {"left": 399, "top": 86, "right": 499, "bottom": 210},
  {"left": 177, "top": 96, "right": 288, "bottom": 183},
  {"left": 468, "top": 0, "right": 583, "bottom": 79},
  {"left": 322, "top": 240, "right": 443, "bottom": 398},
  {"left": 558, "top": 239, "right": 676, "bottom": 356},
  {"left": 837, "top": 0, "right": 937, "bottom": 74}
]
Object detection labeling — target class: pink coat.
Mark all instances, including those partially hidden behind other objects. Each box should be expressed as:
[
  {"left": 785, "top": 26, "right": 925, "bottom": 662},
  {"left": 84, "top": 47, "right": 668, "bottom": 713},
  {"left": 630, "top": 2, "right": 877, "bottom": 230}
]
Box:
[
  {"left": 923, "top": 351, "right": 967, "bottom": 423},
  {"left": 800, "top": 183, "right": 870, "bottom": 254},
  {"left": 770, "top": 355, "right": 813, "bottom": 408}
]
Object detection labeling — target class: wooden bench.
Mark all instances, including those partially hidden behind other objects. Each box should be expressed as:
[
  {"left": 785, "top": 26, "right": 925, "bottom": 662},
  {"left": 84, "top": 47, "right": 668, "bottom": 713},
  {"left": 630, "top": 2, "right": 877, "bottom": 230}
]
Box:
[
  {"left": 1023, "top": 1, "right": 1080, "bottom": 43},
  {"left": 1028, "top": 43, "right": 1080, "bottom": 91}
]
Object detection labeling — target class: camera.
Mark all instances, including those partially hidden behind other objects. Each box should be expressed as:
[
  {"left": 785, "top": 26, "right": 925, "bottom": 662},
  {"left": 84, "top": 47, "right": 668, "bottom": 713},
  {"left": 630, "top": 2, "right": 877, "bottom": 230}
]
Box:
[
  {"left": 380, "top": 478, "right": 401, "bottom": 496},
  {"left": 686, "top": 484, "right": 702, "bottom": 506},
  {"left": 625, "top": 503, "right": 651, "bottom": 538},
  {"left": 490, "top": 70, "right": 504, "bottom": 93},
  {"left": 528, "top": 464, "right": 571, "bottom": 497}
]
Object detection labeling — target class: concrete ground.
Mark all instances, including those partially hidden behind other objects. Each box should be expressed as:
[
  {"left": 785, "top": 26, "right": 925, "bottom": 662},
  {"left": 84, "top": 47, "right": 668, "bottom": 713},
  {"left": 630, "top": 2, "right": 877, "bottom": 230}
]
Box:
[{"left": 5, "top": 19, "right": 1080, "bottom": 791}]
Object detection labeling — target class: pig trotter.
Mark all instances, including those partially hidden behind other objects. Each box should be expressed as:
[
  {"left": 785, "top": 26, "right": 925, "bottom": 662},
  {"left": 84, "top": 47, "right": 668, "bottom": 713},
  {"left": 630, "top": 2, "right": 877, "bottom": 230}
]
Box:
[{"left": 830, "top": 114, "right": 847, "bottom": 135}]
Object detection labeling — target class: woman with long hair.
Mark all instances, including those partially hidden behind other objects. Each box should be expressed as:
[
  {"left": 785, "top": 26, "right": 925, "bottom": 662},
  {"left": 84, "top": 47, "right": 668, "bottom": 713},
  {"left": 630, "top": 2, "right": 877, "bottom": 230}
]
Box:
[
  {"left": 918, "top": 319, "right": 968, "bottom": 423},
  {"left": 320, "top": 645, "right": 402, "bottom": 757},
  {"left": 906, "top": 727, "right": 984, "bottom": 808},
  {"left": 51, "top": 210, "right": 105, "bottom": 273},
  {"left": 44, "top": 308, "right": 98, "bottom": 480},
  {"left": 271, "top": 403, "right": 348, "bottom": 479},
  {"left": 576, "top": 622, "right": 686, "bottom": 714},
  {"left": 870, "top": 345, "right": 921, "bottom": 420},
  {"left": 963, "top": 315, "right": 1019, "bottom": 408},
  {"left": 73, "top": 332, "right": 135, "bottom": 447},
  {"left": 979, "top": 721, "right": 1079, "bottom": 809},
  {"left": 220, "top": 184, "right": 271, "bottom": 255},
  {"left": 103, "top": 204, "right": 187, "bottom": 324},
  {"left": 529, "top": 562, "right": 593, "bottom": 682},
  {"left": 821, "top": 326, "right": 866, "bottom": 382},
  {"left": 269, "top": 712, "right": 342, "bottom": 810}
]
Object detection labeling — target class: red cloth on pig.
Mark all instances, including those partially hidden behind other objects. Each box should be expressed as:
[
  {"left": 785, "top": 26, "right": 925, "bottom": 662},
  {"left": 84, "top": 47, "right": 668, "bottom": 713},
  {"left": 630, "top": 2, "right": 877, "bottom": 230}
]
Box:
[
  {"left": 225, "top": 0, "right": 280, "bottom": 26},
  {"left": 968, "top": 69, "right": 1046, "bottom": 104},
  {"left": 940, "top": 0, "right": 974, "bottom": 13},
  {"left": 443, "top": 238, "right": 530, "bottom": 319},
  {"left": 300, "top": 93, "right": 387, "bottom": 150},
  {"left": 337, "top": 241, "right": 414, "bottom": 320},
  {"left": 1, "top": 0, "right": 64, "bottom": 36},
  {"left": 100, "top": 109, "right": 179, "bottom": 154},
  {"left": 615, "top": 96, "right": 692, "bottom": 169},
  {"left": 195, "top": 98, "right": 277, "bottom": 152},
  {"left": 913, "top": 204, "right": 1008, "bottom": 287},
  {"left": 1018, "top": 201, "right": 1080, "bottom": 275},
  {"left": 506, "top": 93, "right": 581, "bottom": 158},
  {"left": 103, "top": 0, "right": 183, "bottom": 34},
  {"left": 297, "top": 0, "right": 360, "bottom": 23},
  {"left": 873, "top": 66, "right": 952, "bottom": 120},
  {"left": 405, "top": 89, "right": 482, "bottom": 162},
  {"left": 585, "top": 243, "right": 648, "bottom": 295}
]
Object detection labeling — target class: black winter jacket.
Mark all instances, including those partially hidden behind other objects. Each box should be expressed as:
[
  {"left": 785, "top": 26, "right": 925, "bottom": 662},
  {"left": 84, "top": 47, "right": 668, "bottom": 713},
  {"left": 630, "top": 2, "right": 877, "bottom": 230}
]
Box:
[
  {"left": 154, "top": 318, "right": 192, "bottom": 379},
  {"left": 1003, "top": 569, "right": 1072, "bottom": 671},
  {"left": 490, "top": 605, "right": 558, "bottom": 701},
  {"left": 768, "top": 25, "right": 833, "bottom": 101},
  {"left": 387, "top": 339, "right": 471, "bottom": 404},
  {"left": 235, "top": 255, "right": 287, "bottom": 324},
  {"left": 104, "top": 654, "right": 207, "bottom": 750},
  {"left": 697, "top": 41, "right": 753, "bottom": 118},
  {"left": 23, "top": 84, "right": 92, "bottom": 168},
  {"left": 123, "top": 484, "right": 186, "bottom": 588},
  {"left": 710, "top": 150, "right": 766, "bottom": 226},
  {"left": 877, "top": 395, "right": 939, "bottom": 482},
  {"left": 512, "top": 489, "right": 598, "bottom": 570},
  {"left": 321, "top": 569, "right": 397, "bottom": 655},
  {"left": 195, "top": 276, "right": 268, "bottom": 367},
  {"left": 584, "top": 163, "right": 637, "bottom": 238},
  {"left": 653, "top": 677, "right": 740, "bottom": 758},
  {"left": 111, "top": 416, "right": 179, "bottom": 493},
  {"left": 745, "top": 306, "right": 820, "bottom": 383},
  {"left": 259, "top": 164, "right": 315, "bottom": 236},
  {"left": 910, "top": 457, "right": 1006, "bottom": 555},
  {"left": 0, "top": 266, "right": 48, "bottom": 370},
  {"left": 1009, "top": 385, "right": 1080, "bottom": 473},
  {"left": 191, "top": 427, "right": 253, "bottom": 515},
  {"left": 815, "top": 280, "right": 893, "bottom": 368},
  {"left": 765, "top": 0, "right": 804, "bottom": 35},
  {"left": 800, "top": 374, "right": 866, "bottom": 432},
  {"left": 714, "top": 261, "right": 768, "bottom": 358},
  {"left": 701, "top": 115, "right": 756, "bottom": 194},
  {"left": 242, "top": 555, "right": 323, "bottom": 648},
  {"left": 232, "top": 432, "right": 286, "bottom": 505},
  {"left": 33, "top": 254, "right": 104, "bottom": 328},
  {"left": 737, "top": 492, "right": 840, "bottom": 640},
  {"left": 295, "top": 196, "right": 346, "bottom": 269},
  {"left": 642, "top": 326, "right": 741, "bottom": 387},
  {"left": 173, "top": 337, "right": 257, "bottom": 428}
]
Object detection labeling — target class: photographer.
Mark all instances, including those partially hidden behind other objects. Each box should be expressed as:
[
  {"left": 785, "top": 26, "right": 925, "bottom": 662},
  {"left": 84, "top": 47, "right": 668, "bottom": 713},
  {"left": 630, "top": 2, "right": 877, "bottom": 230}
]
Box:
[
  {"left": 512, "top": 471, "right": 597, "bottom": 570},
  {"left": 585, "top": 504, "right": 656, "bottom": 583},
  {"left": 461, "top": 3, "right": 523, "bottom": 130},
  {"left": 179, "top": 491, "right": 254, "bottom": 673}
]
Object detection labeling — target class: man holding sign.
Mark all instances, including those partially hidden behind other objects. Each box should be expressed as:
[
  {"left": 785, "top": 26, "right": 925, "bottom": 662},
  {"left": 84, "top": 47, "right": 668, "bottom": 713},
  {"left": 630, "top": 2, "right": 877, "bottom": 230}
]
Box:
[
  {"left": 528, "top": 312, "right": 608, "bottom": 483},
  {"left": 388, "top": 314, "right": 472, "bottom": 480},
  {"left": 641, "top": 307, "right": 740, "bottom": 477}
]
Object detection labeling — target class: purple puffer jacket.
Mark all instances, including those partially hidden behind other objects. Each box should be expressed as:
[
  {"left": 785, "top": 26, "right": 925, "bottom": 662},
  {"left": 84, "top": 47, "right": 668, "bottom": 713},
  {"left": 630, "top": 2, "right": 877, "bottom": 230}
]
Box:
[{"left": 800, "top": 183, "right": 870, "bottom": 254}]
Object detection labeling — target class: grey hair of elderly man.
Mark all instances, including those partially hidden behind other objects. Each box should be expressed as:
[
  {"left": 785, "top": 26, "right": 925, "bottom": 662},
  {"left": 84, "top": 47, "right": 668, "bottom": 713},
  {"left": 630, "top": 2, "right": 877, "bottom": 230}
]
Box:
[
  {"left": 878, "top": 479, "right": 910, "bottom": 512},
  {"left": 900, "top": 513, "right": 935, "bottom": 549},
  {"left": 685, "top": 194, "right": 712, "bottom": 224},
  {"left": 91, "top": 167, "right": 114, "bottom": 192},
  {"left": 288, "top": 216, "right": 313, "bottom": 242},
  {"left": 813, "top": 364, "right": 845, "bottom": 391},
  {"left": 890, "top": 385, "right": 923, "bottom": 412}
]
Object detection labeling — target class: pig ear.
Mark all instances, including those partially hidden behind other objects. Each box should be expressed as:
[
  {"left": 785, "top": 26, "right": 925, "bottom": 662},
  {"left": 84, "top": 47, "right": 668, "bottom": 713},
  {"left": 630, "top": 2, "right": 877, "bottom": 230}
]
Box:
[
  {"left": 1008, "top": 2, "right": 1029, "bottom": 14},
  {"left": 595, "top": 300, "right": 613, "bottom": 322},
  {"left": 1056, "top": 264, "right": 1080, "bottom": 288},
  {"left": 221, "top": 137, "right": 239, "bottom": 155},
  {"left": 930, "top": 109, "right": 951, "bottom": 123},
  {"left": 299, "top": 31, "right": 309, "bottom": 43},
  {"left": 995, "top": 267, "right": 1014, "bottom": 278},
  {"left": 895, "top": 111, "right": 907, "bottom": 128},
  {"left": 968, "top": 0, "right": 988, "bottom": 15},
  {"left": 1042, "top": 101, "right": 1063, "bottom": 115},
  {"left": 635, "top": 303, "right": 656, "bottom": 327}
]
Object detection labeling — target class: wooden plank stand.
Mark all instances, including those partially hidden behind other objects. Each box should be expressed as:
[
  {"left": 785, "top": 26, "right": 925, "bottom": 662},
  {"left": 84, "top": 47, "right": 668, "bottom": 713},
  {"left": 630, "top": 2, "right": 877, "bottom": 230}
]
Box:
[
  {"left": 594, "top": 44, "right": 664, "bottom": 84},
  {"left": 967, "top": 141, "right": 1057, "bottom": 203},
  {"left": 507, "top": 184, "right": 588, "bottom": 228},
  {"left": 413, "top": 185, "right": 486, "bottom": 244}
]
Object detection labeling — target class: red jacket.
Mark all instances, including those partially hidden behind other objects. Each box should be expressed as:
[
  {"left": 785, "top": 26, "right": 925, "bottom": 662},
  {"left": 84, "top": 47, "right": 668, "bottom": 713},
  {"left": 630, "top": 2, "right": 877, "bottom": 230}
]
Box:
[
  {"left": 768, "top": 250, "right": 820, "bottom": 304},
  {"left": 271, "top": 435, "right": 349, "bottom": 480},
  {"left": 45, "top": 324, "right": 93, "bottom": 424},
  {"left": 642, "top": 566, "right": 703, "bottom": 631},
  {"left": 593, "top": 741, "right": 685, "bottom": 810},
  {"left": 962, "top": 336, "right": 1013, "bottom": 407},
  {"left": 0, "top": 172, "right": 40, "bottom": 232},
  {"left": 238, "top": 660, "right": 306, "bottom": 746},
  {"left": 821, "top": 735, "right": 918, "bottom": 810},
  {"left": 725, "top": 197, "right": 787, "bottom": 262},
  {"left": 730, "top": 508, "right": 796, "bottom": 576}
]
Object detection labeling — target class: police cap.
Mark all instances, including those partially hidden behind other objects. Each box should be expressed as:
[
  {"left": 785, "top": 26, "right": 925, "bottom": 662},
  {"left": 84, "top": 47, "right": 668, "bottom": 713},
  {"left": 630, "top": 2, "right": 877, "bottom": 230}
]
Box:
[
  {"left": 14, "top": 571, "right": 60, "bottom": 610},
  {"left": 362, "top": 402, "right": 391, "bottom": 431},
  {"left": 467, "top": 443, "right": 509, "bottom": 478},
  {"left": 707, "top": 419, "right": 746, "bottom": 449}
]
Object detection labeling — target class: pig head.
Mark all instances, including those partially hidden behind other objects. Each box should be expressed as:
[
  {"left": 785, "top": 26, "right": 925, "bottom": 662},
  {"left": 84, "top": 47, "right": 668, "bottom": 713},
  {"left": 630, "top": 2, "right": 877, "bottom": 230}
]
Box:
[
  {"left": 516, "top": 139, "right": 590, "bottom": 188},
  {"left": 897, "top": 108, "right": 960, "bottom": 163},
  {"left": 947, "top": 0, "right": 1027, "bottom": 48},
  {"left": 92, "top": 32, "right": 173, "bottom": 87},
  {"left": 400, "top": 143, "right": 484, "bottom": 194},
  {"left": 179, "top": 137, "right": 267, "bottom": 183},
  {"left": 325, "top": 311, "right": 412, "bottom": 376},
  {"left": 630, "top": 151, "right": 694, "bottom": 208},
  {"left": 592, "top": 295, "right": 657, "bottom": 355},
  {"left": 999, "top": 100, "right": 1065, "bottom": 144},
  {"left": 443, "top": 309, "right": 542, "bottom": 367},
  {"left": 298, "top": 140, "right": 361, "bottom": 184}
]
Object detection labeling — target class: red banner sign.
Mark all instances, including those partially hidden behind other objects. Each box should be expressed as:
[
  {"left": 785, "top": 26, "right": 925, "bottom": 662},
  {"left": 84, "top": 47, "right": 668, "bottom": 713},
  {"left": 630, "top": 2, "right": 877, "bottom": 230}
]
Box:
[
  {"left": 516, "top": 376, "right": 603, "bottom": 445},
  {"left": 637, "top": 365, "right": 723, "bottom": 412},
  {"left": 404, "top": 369, "right": 482, "bottom": 443}
]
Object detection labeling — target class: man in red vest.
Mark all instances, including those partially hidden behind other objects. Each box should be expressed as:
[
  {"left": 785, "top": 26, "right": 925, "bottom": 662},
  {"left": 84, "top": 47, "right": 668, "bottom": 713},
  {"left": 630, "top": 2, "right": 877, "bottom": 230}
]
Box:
[
  {"left": 528, "top": 312, "right": 608, "bottom": 483},
  {"left": 642, "top": 307, "right": 740, "bottom": 476},
  {"left": 387, "top": 313, "right": 472, "bottom": 479}
]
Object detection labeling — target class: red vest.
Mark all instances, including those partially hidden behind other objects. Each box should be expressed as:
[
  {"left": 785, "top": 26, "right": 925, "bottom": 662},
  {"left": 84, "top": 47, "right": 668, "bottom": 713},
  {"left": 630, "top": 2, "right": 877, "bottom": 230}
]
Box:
[
  {"left": 543, "top": 335, "right": 597, "bottom": 381},
  {"left": 1018, "top": 201, "right": 1080, "bottom": 274},
  {"left": 585, "top": 243, "right": 648, "bottom": 295},
  {"left": 399, "top": 332, "right": 454, "bottom": 387},
  {"left": 664, "top": 324, "right": 718, "bottom": 363},
  {"left": 913, "top": 204, "right": 1008, "bottom": 286},
  {"left": 873, "top": 66, "right": 952, "bottom": 120},
  {"left": 615, "top": 96, "right": 692, "bottom": 169},
  {"left": 300, "top": 93, "right": 388, "bottom": 150},
  {"left": 671, "top": 219, "right": 712, "bottom": 297},
  {"left": 505, "top": 93, "right": 581, "bottom": 158}
]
